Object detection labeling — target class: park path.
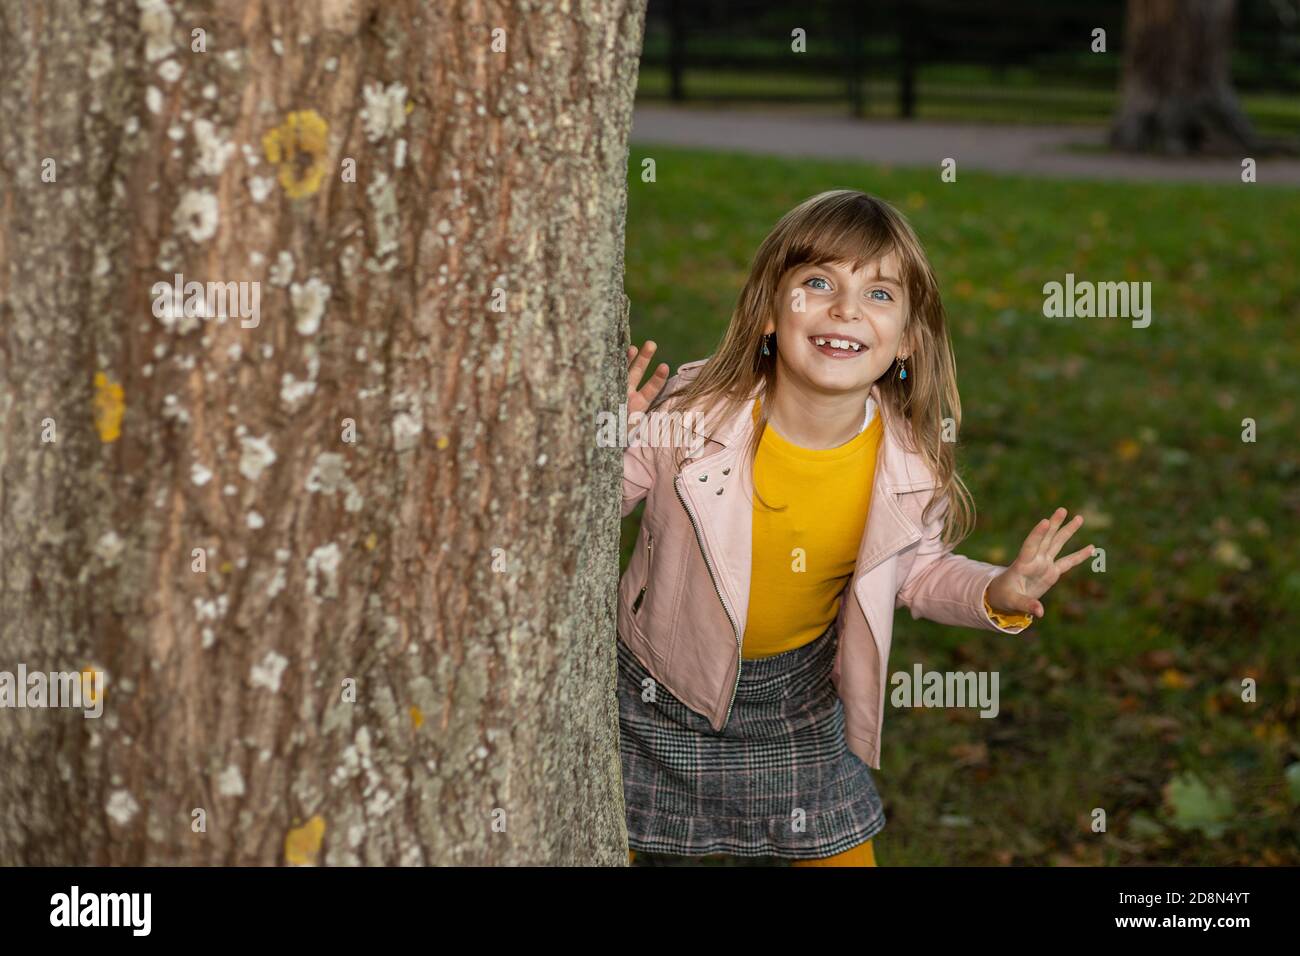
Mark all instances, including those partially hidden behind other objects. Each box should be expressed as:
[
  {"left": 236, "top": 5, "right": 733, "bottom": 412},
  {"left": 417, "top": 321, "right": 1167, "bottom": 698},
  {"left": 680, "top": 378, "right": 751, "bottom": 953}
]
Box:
[{"left": 630, "top": 105, "right": 1300, "bottom": 185}]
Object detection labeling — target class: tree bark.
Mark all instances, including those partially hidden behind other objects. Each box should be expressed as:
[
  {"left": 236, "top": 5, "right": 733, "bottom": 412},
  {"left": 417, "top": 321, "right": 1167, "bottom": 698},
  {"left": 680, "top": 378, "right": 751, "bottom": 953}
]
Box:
[
  {"left": 0, "top": 0, "right": 645, "bottom": 865},
  {"left": 1110, "top": 0, "right": 1260, "bottom": 155},
  {"left": 1112, "top": 0, "right": 1263, "bottom": 153}
]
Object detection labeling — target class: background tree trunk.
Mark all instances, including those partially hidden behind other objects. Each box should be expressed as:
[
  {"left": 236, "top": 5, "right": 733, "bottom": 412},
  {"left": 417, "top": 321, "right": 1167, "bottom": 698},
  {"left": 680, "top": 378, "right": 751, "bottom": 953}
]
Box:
[
  {"left": 0, "top": 0, "right": 645, "bottom": 865},
  {"left": 1110, "top": 0, "right": 1260, "bottom": 154}
]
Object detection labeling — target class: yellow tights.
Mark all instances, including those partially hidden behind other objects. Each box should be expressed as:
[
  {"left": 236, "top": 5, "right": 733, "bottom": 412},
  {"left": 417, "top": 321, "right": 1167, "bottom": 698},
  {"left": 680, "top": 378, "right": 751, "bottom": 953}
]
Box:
[{"left": 627, "top": 840, "right": 875, "bottom": 866}]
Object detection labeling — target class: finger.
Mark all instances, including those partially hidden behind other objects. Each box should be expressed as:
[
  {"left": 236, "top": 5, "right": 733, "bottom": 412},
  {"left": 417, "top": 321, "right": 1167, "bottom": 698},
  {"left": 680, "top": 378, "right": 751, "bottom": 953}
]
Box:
[
  {"left": 627, "top": 340, "right": 657, "bottom": 393},
  {"left": 1016, "top": 517, "right": 1052, "bottom": 565},
  {"left": 1045, "top": 513, "right": 1085, "bottom": 562},
  {"left": 635, "top": 362, "right": 670, "bottom": 405},
  {"left": 1052, "top": 542, "right": 1095, "bottom": 576},
  {"left": 1033, "top": 507, "right": 1068, "bottom": 561}
]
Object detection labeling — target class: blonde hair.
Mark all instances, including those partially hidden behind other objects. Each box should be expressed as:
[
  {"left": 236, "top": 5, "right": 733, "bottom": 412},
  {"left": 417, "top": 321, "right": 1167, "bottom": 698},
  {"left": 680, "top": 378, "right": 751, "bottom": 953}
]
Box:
[{"left": 652, "top": 189, "right": 975, "bottom": 548}]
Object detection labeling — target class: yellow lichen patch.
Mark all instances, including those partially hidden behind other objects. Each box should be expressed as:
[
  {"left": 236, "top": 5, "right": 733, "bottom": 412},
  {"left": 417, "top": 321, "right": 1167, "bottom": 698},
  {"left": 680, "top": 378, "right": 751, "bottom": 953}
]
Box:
[
  {"left": 80, "top": 666, "right": 105, "bottom": 706},
  {"left": 284, "top": 815, "right": 326, "bottom": 866},
  {"left": 262, "top": 110, "right": 330, "bottom": 200},
  {"left": 219, "top": 560, "right": 234, "bottom": 574},
  {"left": 92, "top": 372, "right": 125, "bottom": 443},
  {"left": 364, "top": 532, "right": 378, "bottom": 551},
  {"left": 435, "top": 436, "right": 449, "bottom": 450},
  {"left": 409, "top": 706, "right": 424, "bottom": 729}
]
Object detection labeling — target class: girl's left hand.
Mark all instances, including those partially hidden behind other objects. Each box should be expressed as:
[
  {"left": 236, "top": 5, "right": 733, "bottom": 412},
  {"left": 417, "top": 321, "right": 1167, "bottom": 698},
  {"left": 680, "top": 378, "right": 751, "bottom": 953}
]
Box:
[{"left": 986, "top": 507, "right": 1095, "bottom": 619}]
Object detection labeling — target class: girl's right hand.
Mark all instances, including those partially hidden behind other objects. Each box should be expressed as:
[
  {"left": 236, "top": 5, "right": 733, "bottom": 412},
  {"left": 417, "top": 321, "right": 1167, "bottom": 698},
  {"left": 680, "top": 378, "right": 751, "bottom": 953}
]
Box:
[{"left": 627, "top": 341, "right": 669, "bottom": 416}]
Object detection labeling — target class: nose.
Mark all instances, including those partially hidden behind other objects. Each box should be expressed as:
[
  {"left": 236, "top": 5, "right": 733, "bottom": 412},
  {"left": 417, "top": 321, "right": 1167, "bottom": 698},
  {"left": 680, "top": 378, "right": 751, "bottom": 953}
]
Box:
[{"left": 829, "top": 293, "right": 861, "bottom": 322}]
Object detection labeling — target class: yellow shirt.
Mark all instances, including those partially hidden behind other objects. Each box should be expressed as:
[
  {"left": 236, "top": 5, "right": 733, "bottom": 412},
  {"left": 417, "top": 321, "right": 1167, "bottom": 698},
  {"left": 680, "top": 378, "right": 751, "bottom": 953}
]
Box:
[
  {"left": 743, "top": 399, "right": 1032, "bottom": 660},
  {"left": 742, "top": 400, "right": 884, "bottom": 658}
]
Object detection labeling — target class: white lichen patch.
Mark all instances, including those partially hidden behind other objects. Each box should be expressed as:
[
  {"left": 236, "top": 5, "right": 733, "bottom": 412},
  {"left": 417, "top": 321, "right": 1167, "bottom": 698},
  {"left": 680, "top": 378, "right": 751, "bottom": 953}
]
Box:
[
  {"left": 290, "top": 277, "right": 331, "bottom": 336},
  {"left": 266, "top": 565, "right": 287, "bottom": 599},
  {"left": 302, "top": 450, "right": 363, "bottom": 511},
  {"left": 306, "top": 542, "right": 342, "bottom": 599},
  {"left": 365, "top": 173, "right": 400, "bottom": 270},
  {"left": 249, "top": 176, "right": 274, "bottom": 203},
  {"left": 269, "top": 251, "right": 294, "bottom": 287},
  {"left": 158, "top": 59, "right": 182, "bottom": 84},
  {"left": 146, "top": 86, "right": 164, "bottom": 115},
  {"left": 94, "top": 530, "right": 126, "bottom": 565},
  {"left": 193, "top": 119, "right": 236, "bottom": 176},
  {"left": 138, "top": 0, "right": 176, "bottom": 61},
  {"left": 330, "top": 744, "right": 360, "bottom": 787},
  {"left": 106, "top": 789, "right": 139, "bottom": 826},
  {"left": 250, "top": 650, "right": 289, "bottom": 692},
  {"left": 217, "top": 764, "right": 246, "bottom": 797},
  {"left": 191, "top": 462, "right": 212, "bottom": 486},
  {"left": 194, "top": 594, "right": 229, "bottom": 622},
  {"left": 360, "top": 81, "right": 408, "bottom": 142},
  {"left": 88, "top": 43, "right": 114, "bottom": 81},
  {"left": 280, "top": 371, "right": 317, "bottom": 407},
  {"left": 366, "top": 788, "right": 396, "bottom": 817},
  {"left": 391, "top": 411, "right": 422, "bottom": 452},
  {"left": 246, "top": 510, "right": 264, "bottom": 529},
  {"left": 173, "top": 189, "right": 219, "bottom": 243},
  {"left": 305, "top": 452, "right": 348, "bottom": 494},
  {"left": 238, "top": 433, "right": 277, "bottom": 481},
  {"left": 160, "top": 394, "right": 192, "bottom": 424}
]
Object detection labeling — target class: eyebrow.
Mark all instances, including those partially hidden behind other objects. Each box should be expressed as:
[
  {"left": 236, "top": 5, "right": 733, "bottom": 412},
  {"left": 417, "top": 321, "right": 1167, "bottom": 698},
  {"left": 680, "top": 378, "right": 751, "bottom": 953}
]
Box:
[{"left": 803, "top": 264, "right": 903, "bottom": 288}]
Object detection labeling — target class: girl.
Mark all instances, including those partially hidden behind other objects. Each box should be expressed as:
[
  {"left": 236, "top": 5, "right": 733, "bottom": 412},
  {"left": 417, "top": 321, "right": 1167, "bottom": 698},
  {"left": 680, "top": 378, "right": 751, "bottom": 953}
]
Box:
[{"left": 618, "top": 190, "right": 1093, "bottom": 867}]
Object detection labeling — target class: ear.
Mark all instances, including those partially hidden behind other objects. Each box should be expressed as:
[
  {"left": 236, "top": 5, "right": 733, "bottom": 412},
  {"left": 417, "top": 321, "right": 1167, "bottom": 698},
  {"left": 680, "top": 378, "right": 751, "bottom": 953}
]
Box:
[
  {"left": 896, "top": 325, "right": 916, "bottom": 362},
  {"left": 762, "top": 319, "right": 776, "bottom": 335}
]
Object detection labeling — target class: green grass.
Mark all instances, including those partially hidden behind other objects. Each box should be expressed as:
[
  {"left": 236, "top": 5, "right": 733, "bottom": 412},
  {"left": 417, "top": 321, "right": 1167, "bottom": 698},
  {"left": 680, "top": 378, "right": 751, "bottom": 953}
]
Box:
[{"left": 621, "top": 145, "right": 1300, "bottom": 866}]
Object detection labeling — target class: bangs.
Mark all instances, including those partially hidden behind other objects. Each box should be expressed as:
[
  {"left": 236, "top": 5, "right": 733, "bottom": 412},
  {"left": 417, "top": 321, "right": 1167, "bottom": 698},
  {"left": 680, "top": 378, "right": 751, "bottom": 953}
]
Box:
[{"left": 776, "top": 195, "right": 923, "bottom": 289}]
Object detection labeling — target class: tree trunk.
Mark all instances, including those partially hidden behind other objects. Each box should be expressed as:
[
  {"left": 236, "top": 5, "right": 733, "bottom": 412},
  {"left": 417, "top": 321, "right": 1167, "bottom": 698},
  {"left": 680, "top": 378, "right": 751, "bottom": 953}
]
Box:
[
  {"left": 0, "top": 0, "right": 645, "bottom": 865},
  {"left": 1110, "top": 0, "right": 1260, "bottom": 155}
]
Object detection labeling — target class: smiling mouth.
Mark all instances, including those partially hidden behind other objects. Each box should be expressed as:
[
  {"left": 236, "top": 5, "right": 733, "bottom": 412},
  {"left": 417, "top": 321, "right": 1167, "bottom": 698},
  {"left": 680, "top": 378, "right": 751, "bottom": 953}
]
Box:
[{"left": 809, "top": 335, "right": 868, "bottom": 358}]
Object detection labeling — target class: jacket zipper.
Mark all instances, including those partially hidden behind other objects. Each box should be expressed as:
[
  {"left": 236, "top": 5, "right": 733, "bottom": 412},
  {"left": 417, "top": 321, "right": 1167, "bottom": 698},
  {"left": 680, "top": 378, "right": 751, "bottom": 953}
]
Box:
[
  {"left": 632, "top": 531, "right": 653, "bottom": 613},
  {"left": 673, "top": 474, "right": 743, "bottom": 729}
]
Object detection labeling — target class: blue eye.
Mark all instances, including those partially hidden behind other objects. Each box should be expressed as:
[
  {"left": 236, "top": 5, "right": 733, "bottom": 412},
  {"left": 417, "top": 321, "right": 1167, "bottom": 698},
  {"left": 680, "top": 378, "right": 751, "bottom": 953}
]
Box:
[
  {"left": 870, "top": 289, "right": 894, "bottom": 301},
  {"left": 805, "top": 276, "right": 831, "bottom": 291}
]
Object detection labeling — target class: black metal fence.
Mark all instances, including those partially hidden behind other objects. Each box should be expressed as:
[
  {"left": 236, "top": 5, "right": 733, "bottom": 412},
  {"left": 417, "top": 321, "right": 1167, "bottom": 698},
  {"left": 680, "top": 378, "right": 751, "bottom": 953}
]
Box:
[{"left": 639, "top": 0, "right": 1300, "bottom": 127}]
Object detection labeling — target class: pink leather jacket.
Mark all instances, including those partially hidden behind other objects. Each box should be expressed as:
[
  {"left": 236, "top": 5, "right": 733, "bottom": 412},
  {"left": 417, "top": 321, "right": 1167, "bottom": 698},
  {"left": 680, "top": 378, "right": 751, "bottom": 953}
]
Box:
[{"left": 619, "top": 358, "right": 1030, "bottom": 769}]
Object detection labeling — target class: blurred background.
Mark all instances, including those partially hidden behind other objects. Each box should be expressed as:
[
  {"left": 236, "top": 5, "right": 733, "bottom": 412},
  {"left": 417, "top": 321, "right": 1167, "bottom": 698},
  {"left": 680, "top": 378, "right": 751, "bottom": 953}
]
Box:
[
  {"left": 621, "top": 0, "right": 1300, "bottom": 866},
  {"left": 637, "top": 0, "right": 1300, "bottom": 133}
]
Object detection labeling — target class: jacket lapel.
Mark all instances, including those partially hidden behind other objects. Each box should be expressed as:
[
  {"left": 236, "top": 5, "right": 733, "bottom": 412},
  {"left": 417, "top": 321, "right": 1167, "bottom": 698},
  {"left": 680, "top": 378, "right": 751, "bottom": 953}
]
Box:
[{"left": 675, "top": 381, "right": 939, "bottom": 641}]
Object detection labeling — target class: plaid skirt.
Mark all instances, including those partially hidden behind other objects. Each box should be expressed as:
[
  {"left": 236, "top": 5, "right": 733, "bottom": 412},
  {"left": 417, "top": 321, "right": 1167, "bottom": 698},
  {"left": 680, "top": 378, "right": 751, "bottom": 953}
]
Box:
[{"left": 617, "top": 620, "right": 886, "bottom": 859}]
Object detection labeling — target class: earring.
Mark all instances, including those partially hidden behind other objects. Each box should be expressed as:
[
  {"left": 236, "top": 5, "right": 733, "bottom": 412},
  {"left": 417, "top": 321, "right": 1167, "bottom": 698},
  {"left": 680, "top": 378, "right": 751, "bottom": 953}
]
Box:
[
  {"left": 761, "top": 333, "right": 772, "bottom": 356},
  {"left": 897, "top": 356, "right": 908, "bottom": 380}
]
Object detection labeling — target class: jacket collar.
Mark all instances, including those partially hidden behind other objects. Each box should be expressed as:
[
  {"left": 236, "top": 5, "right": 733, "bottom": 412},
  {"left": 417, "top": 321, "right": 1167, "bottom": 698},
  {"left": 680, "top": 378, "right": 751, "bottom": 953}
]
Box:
[
  {"left": 670, "top": 370, "right": 940, "bottom": 648},
  {"left": 680, "top": 377, "right": 940, "bottom": 494}
]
